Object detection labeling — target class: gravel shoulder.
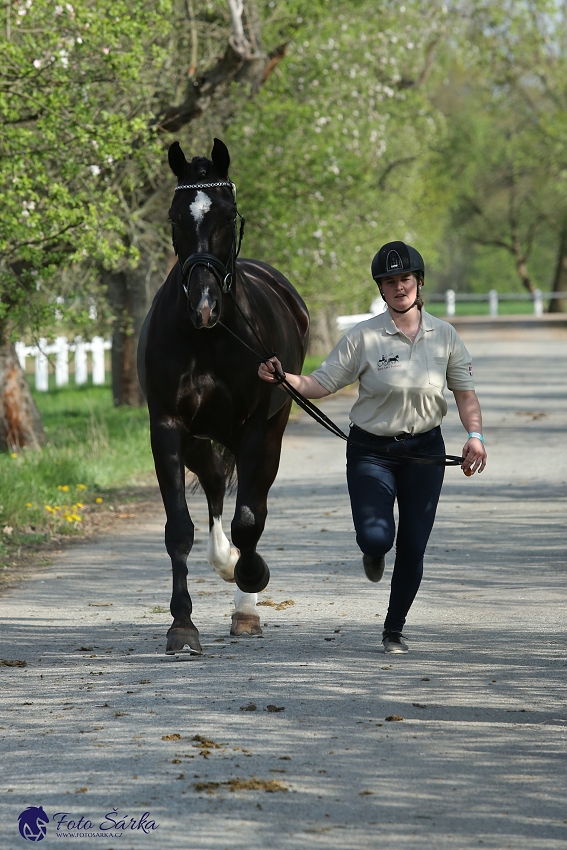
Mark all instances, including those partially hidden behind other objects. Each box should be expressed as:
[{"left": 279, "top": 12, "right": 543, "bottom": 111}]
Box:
[{"left": 1, "top": 326, "right": 566, "bottom": 849}]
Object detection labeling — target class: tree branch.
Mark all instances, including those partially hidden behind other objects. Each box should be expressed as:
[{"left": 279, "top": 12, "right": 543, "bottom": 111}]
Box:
[
  {"left": 227, "top": 0, "right": 251, "bottom": 56},
  {"left": 377, "top": 156, "right": 417, "bottom": 190}
]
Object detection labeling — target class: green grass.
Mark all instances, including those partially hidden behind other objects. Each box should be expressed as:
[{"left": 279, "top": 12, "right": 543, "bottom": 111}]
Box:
[
  {"left": 302, "top": 354, "right": 326, "bottom": 374},
  {"left": 0, "top": 382, "right": 153, "bottom": 560}
]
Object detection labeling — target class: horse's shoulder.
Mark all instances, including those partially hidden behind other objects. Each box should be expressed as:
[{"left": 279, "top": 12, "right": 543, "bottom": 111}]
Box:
[{"left": 237, "top": 259, "right": 309, "bottom": 330}]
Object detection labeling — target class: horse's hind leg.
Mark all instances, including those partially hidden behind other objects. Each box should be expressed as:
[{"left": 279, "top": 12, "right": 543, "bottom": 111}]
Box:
[
  {"left": 207, "top": 515, "right": 239, "bottom": 582},
  {"left": 184, "top": 438, "right": 239, "bottom": 582},
  {"left": 185, "top": 438, "right": 261, "bottom": 636}
]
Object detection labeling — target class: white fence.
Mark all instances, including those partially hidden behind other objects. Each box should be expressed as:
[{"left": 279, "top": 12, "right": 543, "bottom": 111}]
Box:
[
  {"left": 337, "top": 295, "right": 386, "bottom": 333},
  {"left": 337, "top": 290, "right": 566, "bottom": 333},
  {"left": 15, "top": 337, "right": 112, "bottom": 392},
  {"left": 429, "top": 289, "right": 567, "bottom": 317}
]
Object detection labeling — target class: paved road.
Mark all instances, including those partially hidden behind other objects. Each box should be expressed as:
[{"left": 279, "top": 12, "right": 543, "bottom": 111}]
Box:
[{"left": 1, "top": 327, "right": 566, "bottom": 849}]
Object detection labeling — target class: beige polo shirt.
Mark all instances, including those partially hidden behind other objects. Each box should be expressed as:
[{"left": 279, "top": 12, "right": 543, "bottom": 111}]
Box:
[{"left": 311, "top": 309, "right": 475, "bottom": 436}]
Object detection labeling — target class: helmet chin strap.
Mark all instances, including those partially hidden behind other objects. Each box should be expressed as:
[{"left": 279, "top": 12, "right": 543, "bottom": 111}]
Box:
[{"left": 380, "top": 283, "right": 422, "bottom": 314}]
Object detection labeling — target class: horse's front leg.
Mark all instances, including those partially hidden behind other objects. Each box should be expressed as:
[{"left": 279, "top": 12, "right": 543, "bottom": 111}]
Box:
[
  {"left": 184, "top": 437, "right": 260, "bottom": 636},
  {"left": 232, "top": 403, "right": 291, "bottom": 594},
  {"left": 150, "top": 413, "right": 201, "bottom": 655}
]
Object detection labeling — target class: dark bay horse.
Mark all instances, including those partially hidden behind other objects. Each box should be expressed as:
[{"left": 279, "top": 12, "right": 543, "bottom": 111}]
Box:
[{"left": 138, "top": 139, "right": 309, "bottom": 655}]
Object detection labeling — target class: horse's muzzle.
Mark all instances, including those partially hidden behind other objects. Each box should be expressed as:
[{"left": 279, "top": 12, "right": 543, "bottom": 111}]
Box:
[{"left": 189, "top": 293, "right": 219, "bottom": 329}]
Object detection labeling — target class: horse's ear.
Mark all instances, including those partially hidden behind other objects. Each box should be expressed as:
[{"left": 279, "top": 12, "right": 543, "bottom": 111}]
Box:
[
  {"left": 168, "top": 142, "right": 188, "bottom": 179},
  {"left": 211, "top": 138, "right": 230, "bottom": 176}
]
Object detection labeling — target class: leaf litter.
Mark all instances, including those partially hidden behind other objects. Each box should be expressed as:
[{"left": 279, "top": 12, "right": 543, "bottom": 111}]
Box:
[
  {"left": 194, "top": 777, "right": 289, "bottom": 794},
  {"left": 256, "top": 598, "right": 295, "bottom": 610}
]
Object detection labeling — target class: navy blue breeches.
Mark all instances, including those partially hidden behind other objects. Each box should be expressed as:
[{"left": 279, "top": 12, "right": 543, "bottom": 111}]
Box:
[{"left": 346, "top": 425, "right": 445, "bottom": 633}]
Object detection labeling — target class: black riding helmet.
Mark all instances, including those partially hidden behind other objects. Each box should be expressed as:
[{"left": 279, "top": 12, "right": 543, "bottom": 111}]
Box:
[
  {"left": 371, "top": 241, "right": 424, "bottom": 314},
  {"left": 371, "top": 240, "right": 425, "bottom": 281}
]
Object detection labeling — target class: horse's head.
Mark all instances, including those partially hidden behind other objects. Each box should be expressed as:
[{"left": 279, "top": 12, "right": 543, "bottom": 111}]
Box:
[{"left": 168, "top": 138, "right": 239, "bottom": 329}]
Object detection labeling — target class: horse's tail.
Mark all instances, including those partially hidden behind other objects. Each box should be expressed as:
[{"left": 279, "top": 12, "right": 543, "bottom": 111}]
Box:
[
  {"left": 188, "top": 442, "right": 237, "bottom": 495},
  {"left": 218, "top": 443, "right": 237, "bottom": 493}
]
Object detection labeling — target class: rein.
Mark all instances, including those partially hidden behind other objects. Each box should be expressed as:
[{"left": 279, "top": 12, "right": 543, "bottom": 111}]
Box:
[
  {"left": 172, "top": 181, "right": 462, "bottom": 468},
  {"left": 223, "top": 291, "right": 463, "bottom": 468}
]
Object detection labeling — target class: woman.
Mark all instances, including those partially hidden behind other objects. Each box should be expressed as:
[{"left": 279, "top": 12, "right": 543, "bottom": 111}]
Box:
[{"left": 258, "top": 240, "right": 487, "bottom": 654}]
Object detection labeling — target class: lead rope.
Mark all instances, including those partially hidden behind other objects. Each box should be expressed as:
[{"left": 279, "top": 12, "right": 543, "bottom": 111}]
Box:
[{"left": 219, "top": 291, "right": 463, "bottom": 467}]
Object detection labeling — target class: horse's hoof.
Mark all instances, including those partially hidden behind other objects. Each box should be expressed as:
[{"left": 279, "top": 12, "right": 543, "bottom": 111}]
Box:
[
  {"left": 230, "top": 612, "right": 263, "bottom": 637},
  {"left": 234, "top": 561, "right": 270, "bottom": 593},
  {"left": 165, "top": 627, "right": 202, "bottom": 656}
]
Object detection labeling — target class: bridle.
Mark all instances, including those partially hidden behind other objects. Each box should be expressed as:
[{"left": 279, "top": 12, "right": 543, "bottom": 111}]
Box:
[{"left": 171, "top": 181, "right": 245, "bottom": 295}]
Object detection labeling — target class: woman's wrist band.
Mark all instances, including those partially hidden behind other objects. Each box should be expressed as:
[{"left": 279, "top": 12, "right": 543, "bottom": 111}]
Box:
[{"left": 468, "top": 432, "right": 484, "bottom": 443}]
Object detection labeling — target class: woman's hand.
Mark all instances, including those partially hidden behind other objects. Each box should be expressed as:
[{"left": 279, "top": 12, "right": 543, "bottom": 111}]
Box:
[
  {"left": 461, "top": 437, "right": 487, "bottom": 476},
  {"left": 258, "top": 356, "right": 284, "bottom": 383},
  {"left": 258, "top": 359, "right": 331, "bottom": 399}
]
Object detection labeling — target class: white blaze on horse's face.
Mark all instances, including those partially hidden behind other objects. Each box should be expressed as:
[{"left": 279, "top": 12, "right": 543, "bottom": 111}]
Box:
[{"left": 190, "top": 191, "right": 212, "bottom": 226}]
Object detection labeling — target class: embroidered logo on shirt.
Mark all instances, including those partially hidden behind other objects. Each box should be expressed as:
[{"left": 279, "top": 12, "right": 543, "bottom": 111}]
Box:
[
  {"left": 469, "top": 366, "right": 473, "bottom": 376},
  {"left": 377, "top": 353, "right": 401, "bottom": 370}
]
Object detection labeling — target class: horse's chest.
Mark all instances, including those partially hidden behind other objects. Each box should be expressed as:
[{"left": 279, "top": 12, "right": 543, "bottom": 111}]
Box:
[{"left": 176, "top": 376, "right": 235, "bottom": 437}]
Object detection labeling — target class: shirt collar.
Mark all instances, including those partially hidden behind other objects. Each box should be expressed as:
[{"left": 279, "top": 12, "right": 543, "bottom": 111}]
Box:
[{"left": 384, "top": 308, "right": 434, "bottom": 335}]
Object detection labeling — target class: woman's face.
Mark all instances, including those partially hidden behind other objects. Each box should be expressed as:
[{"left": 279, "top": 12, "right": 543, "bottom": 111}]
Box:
[{"left": 380, "top": 272, "right": 419, "bottom": 312}]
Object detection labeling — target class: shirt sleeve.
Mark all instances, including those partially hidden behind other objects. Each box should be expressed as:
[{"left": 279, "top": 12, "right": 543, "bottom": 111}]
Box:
[
  {"left": 310, "top": 329, "right": 362, "bottom": 393},
  {"left": 446, "top": 329, "right": 475, "bottom": 391}
]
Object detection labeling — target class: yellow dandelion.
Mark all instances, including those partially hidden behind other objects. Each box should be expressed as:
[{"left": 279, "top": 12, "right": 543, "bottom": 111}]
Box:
[
  {"left": 10, "top": 452, "right": 18, "bottom": 459},
  {"left": 95, "top": 497, "right": 103, "bottom": 504},
  {"left": 72, "top": 514, "right": 82, "bottom": 522},
  {"left": 26, "top": 502, "right": 32, "bottom": 508},
  {"left": 54, "top": 505, "right": 61, "bottom": 511},
  {"left": 57, "top": 485, "right": 69, "bottom": 492},
  {"left": 45, "top": 505, "right": 54, "bottom": 513},
  {"left": 66, "top": 516, "right": 73, "bottom": 523},
  {"left": 77, "top": 484, "right": 87, "bottom": 490},
  {"left": 76, "top": 503, "right": 83, "bottom": 509}
]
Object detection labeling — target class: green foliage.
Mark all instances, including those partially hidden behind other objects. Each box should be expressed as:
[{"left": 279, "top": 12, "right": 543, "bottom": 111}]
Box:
[
  {"left": 431, "top": 0, "right": 567, "bottom": 293},
  {"left": 223, "top": 0, "right": 454, "bottom": 312},
  {"left": 0, "top": 0, "right": 171, "bottom": 338},
  {"left": 2, "top": 0, "right": 566, "bottom": 345}
]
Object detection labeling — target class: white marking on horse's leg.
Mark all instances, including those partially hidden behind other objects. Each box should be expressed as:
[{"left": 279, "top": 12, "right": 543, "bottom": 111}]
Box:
[
  {"left": 231, "top": 587, "right": 262, "bottom": 636},
  {"left": 190, "top": 190, "right": 212, "bottom": 226},
  {"left": 207, "top": 517, "right": 239, "bottom": 582},
  {"left": 234, "top": 587, "right": 258, "bottom": 614}
]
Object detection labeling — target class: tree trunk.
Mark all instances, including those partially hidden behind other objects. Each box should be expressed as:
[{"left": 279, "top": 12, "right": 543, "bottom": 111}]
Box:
[
  {"left": 512, "top": 233, "right": 535, "bottom": 294},
  {"left": 104, "top": 266, "right": 158, "bottom": 407},
  {"left": 0, "top": 341, "right": 45, "bottom": 452},
  {"left": 308, "top": 309, "right": 339, "bottom": 355},
  {"left": 549, "top": 223, "right": 567, "bottom": 313}
]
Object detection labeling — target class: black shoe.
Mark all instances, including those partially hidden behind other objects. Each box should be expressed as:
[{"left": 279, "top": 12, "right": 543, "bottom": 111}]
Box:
[
  {"left": 382, "top": 629, "right": 409, "bottom": 653},
  {"left": 362, "top": 553, "right": 385, "bottom": 583}
]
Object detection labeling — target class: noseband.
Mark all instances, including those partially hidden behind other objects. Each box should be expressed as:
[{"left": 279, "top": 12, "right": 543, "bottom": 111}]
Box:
[{"left": 172, "top": 181, "right": 245, "bottom": 295}]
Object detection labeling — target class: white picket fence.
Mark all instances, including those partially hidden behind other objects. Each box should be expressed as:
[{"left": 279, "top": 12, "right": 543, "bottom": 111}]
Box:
[
  {"left": 336, "top": 295, "right": 387, "bottom": 333},
  {"left": 337, "top": 290, "right": 566, "bottom": 333},
  {"left": 440, "top": 288, "right": 547, "bottom": 317},
  {"left": 15, "top": 336, "right": 112, "bottom": 392}
]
